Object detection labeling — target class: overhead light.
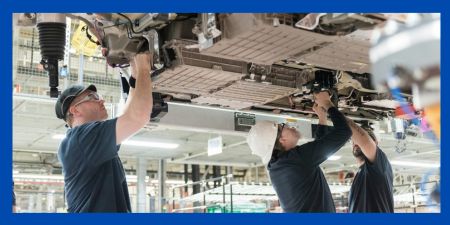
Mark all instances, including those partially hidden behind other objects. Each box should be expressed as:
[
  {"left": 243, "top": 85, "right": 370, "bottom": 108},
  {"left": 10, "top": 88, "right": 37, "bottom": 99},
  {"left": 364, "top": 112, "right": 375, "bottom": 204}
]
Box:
[
  {"left": 52, "top": 134, "right": 66, "bottom": 140},
  {"left": 328, "top": 155, "right": 342, "bottom": 161},
  {"left": 391, "top": 160, "right": 440, "bottom": 168},
  {"left": 122, "top": 140, "right": 179, "bottom": 149},
  {"left": 51, "top": 135, "right": 178, "bottom": 149}
]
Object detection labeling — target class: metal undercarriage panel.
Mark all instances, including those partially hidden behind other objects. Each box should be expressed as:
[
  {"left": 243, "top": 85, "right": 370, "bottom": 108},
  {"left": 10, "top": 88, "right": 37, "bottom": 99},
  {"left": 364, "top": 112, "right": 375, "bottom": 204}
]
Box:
[
  {"left": 192, "top": 81, "right": 298, "bottom": 109},
  {"left": 294, "top": 30, "right": 371, "bottom": 74},
  {"left": 204, "top": 23, "right": 371, "bottom": 73},
  {"left": 203, "top": 24, "right": 336, "bottom": 65}
]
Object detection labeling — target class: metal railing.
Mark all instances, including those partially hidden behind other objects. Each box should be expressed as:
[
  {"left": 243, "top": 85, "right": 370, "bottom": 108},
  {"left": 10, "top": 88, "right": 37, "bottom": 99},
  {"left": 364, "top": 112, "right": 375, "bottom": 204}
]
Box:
[{"left": 170, "top": 174, "right": 234, "bottom": 213}]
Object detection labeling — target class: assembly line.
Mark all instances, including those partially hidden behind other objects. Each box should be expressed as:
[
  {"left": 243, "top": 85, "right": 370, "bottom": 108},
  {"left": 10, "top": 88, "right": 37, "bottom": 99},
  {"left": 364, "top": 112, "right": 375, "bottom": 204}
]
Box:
[{"left": 12, "top": 13, "right": 440, "bottom": 213}]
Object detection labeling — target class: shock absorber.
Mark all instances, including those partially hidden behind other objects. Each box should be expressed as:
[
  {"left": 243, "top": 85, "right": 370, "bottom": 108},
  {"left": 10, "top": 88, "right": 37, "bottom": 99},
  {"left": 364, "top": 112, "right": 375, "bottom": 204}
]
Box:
[{"left": 36, "top": 14, "right": 66, "bottom": 98}]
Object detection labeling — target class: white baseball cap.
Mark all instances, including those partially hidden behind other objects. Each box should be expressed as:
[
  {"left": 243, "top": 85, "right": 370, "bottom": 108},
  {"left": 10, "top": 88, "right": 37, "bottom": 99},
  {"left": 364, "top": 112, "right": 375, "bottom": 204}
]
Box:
[{"left": 247, "top": 121, "right": 278, "bottom": 166}]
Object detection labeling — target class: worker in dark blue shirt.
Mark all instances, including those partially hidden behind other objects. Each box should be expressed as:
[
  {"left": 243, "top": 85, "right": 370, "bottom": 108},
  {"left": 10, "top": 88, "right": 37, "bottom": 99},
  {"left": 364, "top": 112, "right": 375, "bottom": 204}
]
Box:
[
  {"left": 345, "top": 119, "right": 394, "bottom": 212},
  {"left": 247, "top": 91, "right": 351, "bottom": 212},
  {"left": 55, "top": 53, "right": 153, "bottom": 212}
]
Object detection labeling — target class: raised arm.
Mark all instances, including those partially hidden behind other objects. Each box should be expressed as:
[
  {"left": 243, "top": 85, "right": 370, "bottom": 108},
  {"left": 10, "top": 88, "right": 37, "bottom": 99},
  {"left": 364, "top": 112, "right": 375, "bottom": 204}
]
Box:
[
  {"left": 116, "top": 53, "right": 153, "bottom": 144},
  {"left": 346, "top": 118, "right": 377, "bottom": 162},
  {"left": 296, "top": 92, "right": 351, "bottom": 165},
  {"left": 313, "top": 103, "right": 328, "bottom": 126},
  {"left": 313, "top": 103, "right": 330, "bottom": 139}
]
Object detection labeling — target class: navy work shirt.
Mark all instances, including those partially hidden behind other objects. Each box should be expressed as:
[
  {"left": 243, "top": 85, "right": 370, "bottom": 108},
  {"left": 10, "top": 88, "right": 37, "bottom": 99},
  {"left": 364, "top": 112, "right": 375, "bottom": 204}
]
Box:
[
  {"left": 348, "top": 147, "right": 394, "bottom": 212},
  {"left": 58, "top": 118, "right": 131, "bottom": 212},
  {"left": 268, "top": 107, "right": 351, "bottom": 212}
]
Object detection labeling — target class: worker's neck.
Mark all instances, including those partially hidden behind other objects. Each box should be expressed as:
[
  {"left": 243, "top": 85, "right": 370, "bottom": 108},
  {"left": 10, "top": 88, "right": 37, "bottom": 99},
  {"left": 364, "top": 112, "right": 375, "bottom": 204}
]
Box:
[
  {"left": 71, "top": 118, "right": 99, "bottom": 128},
  {"left": 356, "top": 158, "right": 365, "bottom": 167}
]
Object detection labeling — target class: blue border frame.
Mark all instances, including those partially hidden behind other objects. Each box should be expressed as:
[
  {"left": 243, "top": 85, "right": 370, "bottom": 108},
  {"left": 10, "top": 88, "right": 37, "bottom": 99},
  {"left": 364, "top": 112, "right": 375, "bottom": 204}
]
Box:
[{"left": 3, "top": 1, "right": 446, "bottom": 225}]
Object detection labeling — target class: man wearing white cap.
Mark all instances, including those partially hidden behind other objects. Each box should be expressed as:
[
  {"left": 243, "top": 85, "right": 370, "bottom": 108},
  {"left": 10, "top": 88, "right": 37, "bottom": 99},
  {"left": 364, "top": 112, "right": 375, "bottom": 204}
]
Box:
[{"left": 247, "top": 91, "right": 351, "bottom": 212}]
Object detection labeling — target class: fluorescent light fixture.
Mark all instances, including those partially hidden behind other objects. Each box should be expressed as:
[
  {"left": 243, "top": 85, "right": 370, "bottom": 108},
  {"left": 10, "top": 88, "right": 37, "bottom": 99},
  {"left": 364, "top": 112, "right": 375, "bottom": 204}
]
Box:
[
  {"left": 51, "top": 135, "right": 178, "bottom": 149},
  {"left": 391, "top": 160, "right": 440, "bottom": 168},
  {"left": 328, "top": 155, "right": 342, "bottom": 161},
  {"left": 122, "top": 140, "right": 179, "bottom": 149},
  {"left": 52, "top": 134, "right": 66, "bottom": 140}
]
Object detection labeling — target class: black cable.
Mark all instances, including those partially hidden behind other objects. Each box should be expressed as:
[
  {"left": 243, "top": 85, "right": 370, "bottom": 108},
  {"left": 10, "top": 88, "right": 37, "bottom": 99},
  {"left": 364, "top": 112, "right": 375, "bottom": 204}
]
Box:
[
  {"left": 82, "top": 25, "right": 100, "bottom": 45},
  {"left": 117, "top": 13, "right": 193, "bottom": 35},
  {"left": 117, "top": 13, "right": 145, "bottom": 34}
]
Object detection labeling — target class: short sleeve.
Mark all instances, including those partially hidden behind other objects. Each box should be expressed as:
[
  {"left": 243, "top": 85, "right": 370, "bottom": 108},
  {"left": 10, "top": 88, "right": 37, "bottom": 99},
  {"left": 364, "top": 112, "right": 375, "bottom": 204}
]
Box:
[{"left": 366, "top": 147, "right": 392, "bottom": 175}]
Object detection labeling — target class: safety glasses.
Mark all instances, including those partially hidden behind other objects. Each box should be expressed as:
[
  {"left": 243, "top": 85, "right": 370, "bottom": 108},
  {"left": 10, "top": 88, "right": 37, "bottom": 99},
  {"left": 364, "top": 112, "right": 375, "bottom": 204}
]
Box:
[
  {"left": 276, "top": 123, "right": 286, "bottom": 140},
  {"left": 72, "top": 92, "right": 102, "bottom": 107}
]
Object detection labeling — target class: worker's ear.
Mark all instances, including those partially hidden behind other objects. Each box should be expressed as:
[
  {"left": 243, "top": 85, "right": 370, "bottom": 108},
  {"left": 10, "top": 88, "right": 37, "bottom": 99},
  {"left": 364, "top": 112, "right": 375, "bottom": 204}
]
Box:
[{"left": 68, "top": 105, "right": 80, "bottom": 117}]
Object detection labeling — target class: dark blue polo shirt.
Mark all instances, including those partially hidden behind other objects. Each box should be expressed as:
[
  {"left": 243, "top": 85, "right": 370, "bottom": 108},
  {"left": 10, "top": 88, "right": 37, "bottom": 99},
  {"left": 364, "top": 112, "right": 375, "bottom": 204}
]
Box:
[{"left": 58, "top": 118, "right": 131, "bottom": 212}]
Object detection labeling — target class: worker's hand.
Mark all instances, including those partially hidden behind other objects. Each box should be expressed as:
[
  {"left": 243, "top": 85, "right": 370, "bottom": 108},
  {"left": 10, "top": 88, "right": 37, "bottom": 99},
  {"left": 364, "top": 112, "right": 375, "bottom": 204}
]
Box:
[
  {"left": 313, "top": 103, "right": 327, "bottom": 118},
  {"left": 314, "top": 91, "right": 334, "bottom": 110},
  {"left": 130, "top": 52, "right": 152, "bottom": 78}
]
